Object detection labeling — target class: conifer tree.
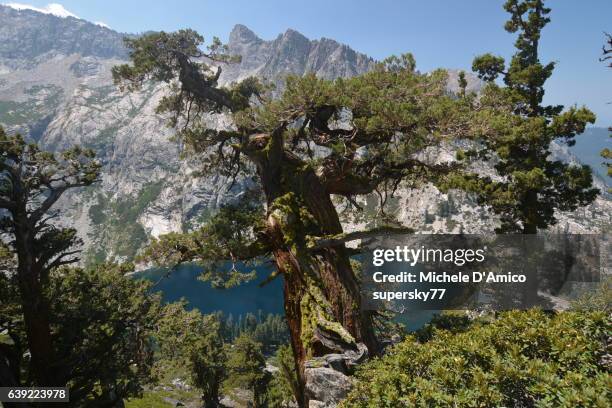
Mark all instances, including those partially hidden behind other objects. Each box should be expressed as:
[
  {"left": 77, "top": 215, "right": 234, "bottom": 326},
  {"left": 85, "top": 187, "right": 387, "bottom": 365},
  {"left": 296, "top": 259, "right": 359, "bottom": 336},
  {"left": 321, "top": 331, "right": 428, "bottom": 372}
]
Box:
[
  {"left": 223, "top": 334, "right": 270, "bottom": 408},
  {"left": 266, "top": 344, "right": 300, "bottom": 407},
  {"left": 113, "top": 30, "right": 478, "bottom": 405},
  {"left": 156, "top": 301, "right": 226, "bottom": 407},
  {"left": 47, "top": 264, "right": 160, "bottom": 404},
  {"left": 0, "top": 127, "right": 100, "bottom": 386},
  {"left": 0, "top": 259, "right": 161, "bottom": 405},
  {"left": 463, "top": 0, "right": 598, "bottom": 233}
]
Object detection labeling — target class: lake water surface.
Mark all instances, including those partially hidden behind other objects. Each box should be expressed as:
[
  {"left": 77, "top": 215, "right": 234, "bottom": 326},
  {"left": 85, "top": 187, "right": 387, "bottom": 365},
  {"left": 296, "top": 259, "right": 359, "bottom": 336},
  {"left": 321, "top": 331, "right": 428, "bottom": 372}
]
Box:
[
  {"left": 136, "top": 263, "right": 435, "bottom": 331},
  {"left": 136, "top": 264, "right": 285, "bottom": 315}
]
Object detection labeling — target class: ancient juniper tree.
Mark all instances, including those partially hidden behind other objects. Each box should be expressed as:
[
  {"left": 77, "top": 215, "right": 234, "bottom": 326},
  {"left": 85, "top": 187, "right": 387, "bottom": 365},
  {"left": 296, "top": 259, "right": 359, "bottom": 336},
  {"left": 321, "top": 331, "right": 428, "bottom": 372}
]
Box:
[
  {"left": 0, "top": 127, "right": 100, "bottom": 386},
  {"left": 461, "top": 0, "right": 598, "bottom": 233},
  {"left": 113, "top": 32, "right": 475, "bottom": 403}
]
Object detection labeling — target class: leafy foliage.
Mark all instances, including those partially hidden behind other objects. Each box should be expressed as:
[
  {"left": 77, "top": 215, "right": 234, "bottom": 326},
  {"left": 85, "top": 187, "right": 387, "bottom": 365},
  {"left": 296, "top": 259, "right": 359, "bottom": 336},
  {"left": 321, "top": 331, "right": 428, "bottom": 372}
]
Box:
[
  {"left": 115, "top": 31, "right": 477, "bottom": 282},
  {"left": 113, "top": 28, "right": 484, "bottom": 377},
  {"left": 112, "top": 7, "right": 602, "bottom": 398},
  {"left": 412, "top": 311, "right": 474, "bottom": 343},
  {"left": 342, "top": 310, "right": 611, "bottom": 408},
  {"left": 602, "top": 146, "right": 611, "bottom": 178},
  {"left": 599, "top": 32, "right": 612, "bottom": 68}
]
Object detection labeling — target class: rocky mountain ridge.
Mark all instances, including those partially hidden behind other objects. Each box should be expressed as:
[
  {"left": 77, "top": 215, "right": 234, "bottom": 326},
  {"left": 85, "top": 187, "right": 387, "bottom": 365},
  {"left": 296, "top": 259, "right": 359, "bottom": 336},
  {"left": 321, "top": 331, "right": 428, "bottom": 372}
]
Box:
[
  {"left": 220, "top": 24, "right": 376, "bottom": 89},
  {"left": 0, "top": 5, "right": 609, "bottom": 263}
]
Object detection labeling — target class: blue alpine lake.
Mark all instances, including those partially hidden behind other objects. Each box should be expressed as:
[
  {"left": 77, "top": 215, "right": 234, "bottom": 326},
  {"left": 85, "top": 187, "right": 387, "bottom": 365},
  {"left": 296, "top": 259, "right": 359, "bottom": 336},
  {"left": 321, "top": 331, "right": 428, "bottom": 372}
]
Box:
[
  {"left": 135, "top": 263, "right": 436, "bottom": 331},
  {"left": 135, "top": 263, "right": 285, "bottom": 315}
]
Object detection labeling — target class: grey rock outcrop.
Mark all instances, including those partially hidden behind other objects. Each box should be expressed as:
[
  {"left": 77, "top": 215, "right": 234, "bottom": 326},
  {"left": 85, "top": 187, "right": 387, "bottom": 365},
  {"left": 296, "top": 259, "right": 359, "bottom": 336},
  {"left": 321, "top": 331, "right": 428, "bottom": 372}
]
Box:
[
  {"left": 0, "top": 5, "right": 126, "bottom": 69},
  {"left": 304, "top": 343, "right": 368, "bottom": 408},
  {"left": 305, "top": 367, "right": 351, "bottom": 408}
]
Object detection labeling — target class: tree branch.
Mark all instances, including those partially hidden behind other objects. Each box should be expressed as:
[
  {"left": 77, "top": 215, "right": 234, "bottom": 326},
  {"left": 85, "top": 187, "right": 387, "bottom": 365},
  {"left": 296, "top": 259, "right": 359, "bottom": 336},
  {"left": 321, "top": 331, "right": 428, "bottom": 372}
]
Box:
[{"left": 307, "top": 226, "right": 413, "bottom": 250}]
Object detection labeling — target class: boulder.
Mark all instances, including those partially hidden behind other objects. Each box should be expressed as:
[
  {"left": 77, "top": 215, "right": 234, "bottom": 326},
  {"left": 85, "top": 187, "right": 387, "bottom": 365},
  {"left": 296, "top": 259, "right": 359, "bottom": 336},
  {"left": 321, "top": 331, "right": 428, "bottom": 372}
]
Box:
[
  {"left": 304, "top": 343, "right": 368, "bottom": 407},
  {"left": 304, "top": 367, "right": 352, "bottom": 408}
]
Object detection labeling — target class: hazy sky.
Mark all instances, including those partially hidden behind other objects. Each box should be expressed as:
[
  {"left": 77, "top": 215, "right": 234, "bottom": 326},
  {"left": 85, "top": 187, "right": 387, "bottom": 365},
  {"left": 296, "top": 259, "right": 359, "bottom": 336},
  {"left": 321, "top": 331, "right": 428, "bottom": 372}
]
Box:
[{"left": 10, "top": 1, "right": 612, "bottom": 126}]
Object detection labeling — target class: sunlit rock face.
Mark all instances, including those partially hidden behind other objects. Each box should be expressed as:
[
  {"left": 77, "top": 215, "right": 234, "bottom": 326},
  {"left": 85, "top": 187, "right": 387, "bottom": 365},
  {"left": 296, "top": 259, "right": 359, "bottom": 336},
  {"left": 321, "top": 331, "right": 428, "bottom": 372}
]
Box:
[
  {"left": 220, "top": 24, "right": 377, "bottom": 92},
  {"left": 0, "top": 5, "right": 608, "bottom": 263}
]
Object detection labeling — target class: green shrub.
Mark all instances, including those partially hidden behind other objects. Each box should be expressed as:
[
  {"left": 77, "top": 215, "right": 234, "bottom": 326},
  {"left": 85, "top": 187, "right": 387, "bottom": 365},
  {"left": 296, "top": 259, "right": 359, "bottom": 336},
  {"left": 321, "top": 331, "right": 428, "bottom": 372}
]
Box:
[
  {"left": 571, "top": 277, "right": 612, "bottom": 313},
  {"left": 342, "top": 310, "right": 611, "bottom": 408},
  {"left": 413, "top": 311, "right": 475, "bottom": 343}
]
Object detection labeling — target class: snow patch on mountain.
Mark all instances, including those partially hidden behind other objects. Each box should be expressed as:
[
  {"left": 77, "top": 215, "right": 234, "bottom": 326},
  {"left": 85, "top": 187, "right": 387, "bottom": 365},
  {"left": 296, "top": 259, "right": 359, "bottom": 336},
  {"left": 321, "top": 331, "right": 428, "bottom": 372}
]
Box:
[{"left": 4, "top": 2, "right": 77, "bottom": 18}]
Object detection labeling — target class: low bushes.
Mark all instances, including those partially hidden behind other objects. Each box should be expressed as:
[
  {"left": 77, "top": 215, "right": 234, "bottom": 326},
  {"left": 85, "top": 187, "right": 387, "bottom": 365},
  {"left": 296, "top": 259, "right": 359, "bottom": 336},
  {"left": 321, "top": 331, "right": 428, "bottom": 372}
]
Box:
[{"left": 342, "top": 310, "right": 610, "bottom": 407}]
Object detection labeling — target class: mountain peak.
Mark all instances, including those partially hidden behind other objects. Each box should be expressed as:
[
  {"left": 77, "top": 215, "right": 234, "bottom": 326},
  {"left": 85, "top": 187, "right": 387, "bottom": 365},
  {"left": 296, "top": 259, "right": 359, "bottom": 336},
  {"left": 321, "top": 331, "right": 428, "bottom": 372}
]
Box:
[
  {"left": 220, "top": 24, "right": 376, "bottom": 93},
  {"left": 282, "top": 28, "right": 308, "bottom": 41},
  {"left": 229, "top": 24, "right": 261, "bottom": 44}
]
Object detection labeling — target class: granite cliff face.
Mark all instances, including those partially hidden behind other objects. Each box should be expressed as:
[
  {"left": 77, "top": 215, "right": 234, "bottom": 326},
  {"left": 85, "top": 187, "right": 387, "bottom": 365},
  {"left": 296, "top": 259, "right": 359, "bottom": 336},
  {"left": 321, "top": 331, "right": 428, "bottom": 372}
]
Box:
[
  {"left": 0, "top": 6, "right": 381, "bottom": 262},
  {"left": 0, "top": 5, "right": 126, "bottom": 69},
  {"left": 0, "top": 5, "right": 609, "bottom": 263}
]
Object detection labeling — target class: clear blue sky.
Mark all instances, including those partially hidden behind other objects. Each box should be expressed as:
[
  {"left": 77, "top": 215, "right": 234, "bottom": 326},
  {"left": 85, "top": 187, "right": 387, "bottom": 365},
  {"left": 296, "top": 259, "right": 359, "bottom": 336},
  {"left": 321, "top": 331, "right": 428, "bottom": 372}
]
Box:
[{"left": 15, "top": 0, "right": 612, "bottom": 126}]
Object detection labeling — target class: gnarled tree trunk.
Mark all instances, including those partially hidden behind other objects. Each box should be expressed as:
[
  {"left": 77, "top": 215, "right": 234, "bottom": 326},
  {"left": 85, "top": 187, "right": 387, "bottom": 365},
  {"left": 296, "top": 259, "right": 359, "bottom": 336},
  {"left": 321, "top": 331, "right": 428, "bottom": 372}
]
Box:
[{"left": 255, "top": 146, "right": 378, "bottom": 407}]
